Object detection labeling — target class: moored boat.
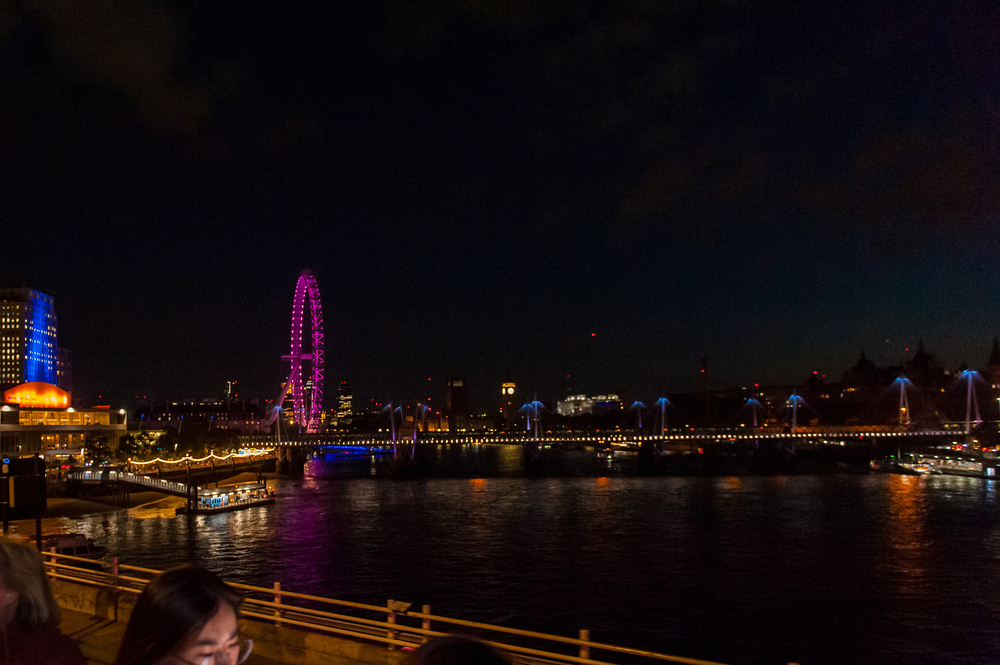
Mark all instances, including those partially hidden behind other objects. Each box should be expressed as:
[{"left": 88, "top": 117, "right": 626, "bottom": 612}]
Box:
[
  {"left": 870, "top": 456, "right": 931, "bottom": 475},
  {"left": 35, "top": 533, "right": 107, "bottom": 559},
  {"left": 872, "top": 452, "right": 999, "bottom": 478}
]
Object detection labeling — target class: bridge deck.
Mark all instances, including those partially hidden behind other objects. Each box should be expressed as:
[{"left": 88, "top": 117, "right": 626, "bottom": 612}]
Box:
[
  {"left": 67, "top": 470, "right": 191, "bottom": 498},
  {"left": 242, "top": 429, "right": 959, "bottom": 447}
]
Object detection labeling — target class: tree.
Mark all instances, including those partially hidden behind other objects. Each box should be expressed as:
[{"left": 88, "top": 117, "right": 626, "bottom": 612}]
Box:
[
  {"left": 204, "top": 427, "right": 240, "bottom": 454},
  {"left": 84, "top": 432, "right": 112, "bottom": 465},
  {"left": 118, "top": 433, "right": 139, "bottom": 458},
  {"left": 135, "top": 431, "right": 159, "bottom": 458}
]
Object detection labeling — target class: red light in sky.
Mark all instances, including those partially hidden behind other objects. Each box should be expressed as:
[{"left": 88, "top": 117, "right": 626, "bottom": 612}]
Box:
[{"left": 591, "top": 333, "right": 595, "bottom": 337}]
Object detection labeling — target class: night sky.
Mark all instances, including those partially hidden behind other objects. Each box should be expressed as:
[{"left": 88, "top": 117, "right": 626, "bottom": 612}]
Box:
[{"left": 2, "top": 1, "right": 998, "bottom": 411}]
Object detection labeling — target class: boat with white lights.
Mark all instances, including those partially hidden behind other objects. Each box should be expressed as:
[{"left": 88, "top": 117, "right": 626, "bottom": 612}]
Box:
[
  {"left": 915, "top": 452, "right": 998, "bottom": 478},
  {"left": 872, "top": 450, "right": 999, "bottom": 478},
  {"left": 870, "top": 456, "right": 930, "bottom": 475}
]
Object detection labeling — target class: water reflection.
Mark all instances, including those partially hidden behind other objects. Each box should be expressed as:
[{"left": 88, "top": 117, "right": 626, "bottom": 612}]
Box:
[
  {"left": 128, "top": 497, "right": 183, "bottom": 520},
  {"left": 9, "top": 447, "right": 1000, "bottom": 665},
  {"left": 883, "top": 475, "right": 929, "bottom": 597}
]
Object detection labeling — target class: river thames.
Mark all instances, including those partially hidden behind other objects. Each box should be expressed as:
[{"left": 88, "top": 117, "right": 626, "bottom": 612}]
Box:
[{"left": 33, "top": 445, "right": 1000, "bottom": 664}]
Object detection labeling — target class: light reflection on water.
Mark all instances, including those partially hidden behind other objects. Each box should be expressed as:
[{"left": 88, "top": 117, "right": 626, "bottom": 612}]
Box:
[
  {"left": 14, "top": 448, "right": 1000, "bottom": 665},
  {"left": 128, "top": 497, "right": 184, "bottom": 520}
]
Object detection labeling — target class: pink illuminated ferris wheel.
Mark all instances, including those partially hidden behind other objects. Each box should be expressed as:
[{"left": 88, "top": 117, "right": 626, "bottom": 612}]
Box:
[{"left": 287, "top": 270, "right": 324, "bottom": 433}]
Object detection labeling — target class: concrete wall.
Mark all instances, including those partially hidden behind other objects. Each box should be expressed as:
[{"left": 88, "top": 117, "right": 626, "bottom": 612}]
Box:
[
  {"left": 51, "top": 577, "right": 137, "bottom": 623},
  {"left": 242, "top": 622, "right": 407, "bottom": 665},
  {"left": 51, "top": 577, "right": 409, "bottom": 665}
]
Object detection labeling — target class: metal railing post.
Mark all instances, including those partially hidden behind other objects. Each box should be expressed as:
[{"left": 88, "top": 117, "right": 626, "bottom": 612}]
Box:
[
  {"left": 579, "top": 629, "right": 590, "bottom": 661},
  {"left": 422, "top": 604, "right": 431, "bottom": 643},
  {"left": 273, "top": 582, "right": 282, "bottom": 626},
  {"left": 110, "top": 556, "right": 121, "bottom": 621},
  {"left": 387, "top": 600, "right": 397, "bottom": 649}
]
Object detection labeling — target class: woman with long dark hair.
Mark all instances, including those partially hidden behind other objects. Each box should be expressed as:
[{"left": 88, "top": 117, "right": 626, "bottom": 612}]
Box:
[
  {"left": 114, "top": 565, "right": 252, "bottom": 665},
  {"left": 0, "top": 536, "right": 86, "bottom": 665}
]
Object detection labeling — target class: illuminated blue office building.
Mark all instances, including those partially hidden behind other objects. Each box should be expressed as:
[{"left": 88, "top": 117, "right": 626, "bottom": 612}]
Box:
[{"left": 0, "top": 288, "right": 57, "bottom": 386}]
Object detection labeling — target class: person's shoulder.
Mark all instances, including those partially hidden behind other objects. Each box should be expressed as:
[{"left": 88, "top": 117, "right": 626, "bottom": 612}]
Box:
[{"left": 8, "top": 623, "right": 87, "bottom": 665}]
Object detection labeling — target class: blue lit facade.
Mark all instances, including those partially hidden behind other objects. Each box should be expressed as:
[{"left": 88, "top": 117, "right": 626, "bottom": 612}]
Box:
[
  {"left": 0, "top": 288, "right": 57, "bottom": 386},
  {"left": 25, "top": 290, "right": 56, "bottom": 383}
]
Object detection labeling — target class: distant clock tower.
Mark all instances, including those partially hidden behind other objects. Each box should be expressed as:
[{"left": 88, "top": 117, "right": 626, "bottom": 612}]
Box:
[{"left": 501, "top": 382, "right": 516, "bottom": 421}]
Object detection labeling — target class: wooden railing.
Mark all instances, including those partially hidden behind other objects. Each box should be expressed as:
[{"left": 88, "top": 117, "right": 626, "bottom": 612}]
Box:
[{"left": 43, "top": 552, "right": 727, "bottom": 665}]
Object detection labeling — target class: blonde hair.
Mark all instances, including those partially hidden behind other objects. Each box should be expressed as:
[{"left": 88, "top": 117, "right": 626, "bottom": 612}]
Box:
[{"left": 0, "top": 536, "right": 61, "bottom": 629}]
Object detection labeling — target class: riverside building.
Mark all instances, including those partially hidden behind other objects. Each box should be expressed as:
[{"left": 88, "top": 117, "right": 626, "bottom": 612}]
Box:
[
  {"left": 0, "top": 287, "right": 58, "bottom": 387},
  {"left": 0, "top": 382, "right": 126, "bottom": 461},
  {"left": 132, "top": 396, "right": 267, "bottom": 433},
  {"left": 555, "top": 394, "right": 622, "bottom": 417}
]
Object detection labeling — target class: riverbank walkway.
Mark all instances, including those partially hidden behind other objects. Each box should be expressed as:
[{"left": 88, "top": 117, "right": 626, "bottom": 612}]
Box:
[{"left": 47, "top": 553, "right": 731, "bottom": 665}]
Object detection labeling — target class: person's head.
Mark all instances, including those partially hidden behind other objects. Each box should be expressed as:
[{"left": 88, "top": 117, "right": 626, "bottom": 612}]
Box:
[
  {"left": 115, "top": 565, "right": 250, "bottom": 665},
  {"left": 410, "top": 636, "right": 511, "bottom": 665},
  {"left": 0, "top": 535, "right": 61, "bottom": 630}
]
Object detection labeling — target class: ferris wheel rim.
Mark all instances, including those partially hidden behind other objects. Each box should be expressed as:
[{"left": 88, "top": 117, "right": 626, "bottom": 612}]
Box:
[{"left": 289, "top": 270, "right": 324, "bottom": 433}]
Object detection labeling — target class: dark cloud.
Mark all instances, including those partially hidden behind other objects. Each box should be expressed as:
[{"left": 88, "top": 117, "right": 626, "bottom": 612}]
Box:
[
  {"left": 2, "top": 0, "right": 999, "bottom": 405},
  {"left": 19, "top": 0, "right": 209, "bottom": 134},
  {"left": 850, "top": 117, "right": 997, "bottom": 227}
]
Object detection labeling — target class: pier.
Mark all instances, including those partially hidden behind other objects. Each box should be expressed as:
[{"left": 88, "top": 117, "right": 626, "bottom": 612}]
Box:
[{"left": 175, "top": 482, "right": 274, "bottom": 515}]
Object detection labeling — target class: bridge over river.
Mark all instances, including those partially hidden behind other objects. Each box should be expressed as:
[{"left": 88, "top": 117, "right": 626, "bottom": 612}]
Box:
[
  {"left": 237, "top": 426, "right": 968, "bottom": 473},
  {"left": 255, "top": 271, "right": 983, "bottom": 471},
  {"left": 67, "top": 469, "right": 191, "bottom": 497},
  {"left": 66, "top": 457, "right": 275, "bottom": 511},
  {"left": 241, "top": 427, "right": 960, "bottom": 450}
]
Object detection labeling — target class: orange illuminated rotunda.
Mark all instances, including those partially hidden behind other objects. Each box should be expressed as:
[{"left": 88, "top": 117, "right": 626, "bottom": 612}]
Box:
[{"left": 0, "top": 382, "right": 125, "bottom": 459}]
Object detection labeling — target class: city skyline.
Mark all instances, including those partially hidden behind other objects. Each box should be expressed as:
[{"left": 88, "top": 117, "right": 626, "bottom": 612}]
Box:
[
  {"left": 4, "top": 7, "right": 999, "bottom": 663},
  {"left": 2, "top": 2, "right": 997, "bottom": 409},
  {"left": 11, "top": 277, "right": 997, "bottom": 418}
]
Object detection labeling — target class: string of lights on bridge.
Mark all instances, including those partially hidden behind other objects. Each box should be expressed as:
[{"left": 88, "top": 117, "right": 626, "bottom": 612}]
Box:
[
  {"left": 128, "top": 449, "right": 275, "bottom": 466},
  {"left": 239, "top": 430, "right": 958, "bottom": 448}
]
